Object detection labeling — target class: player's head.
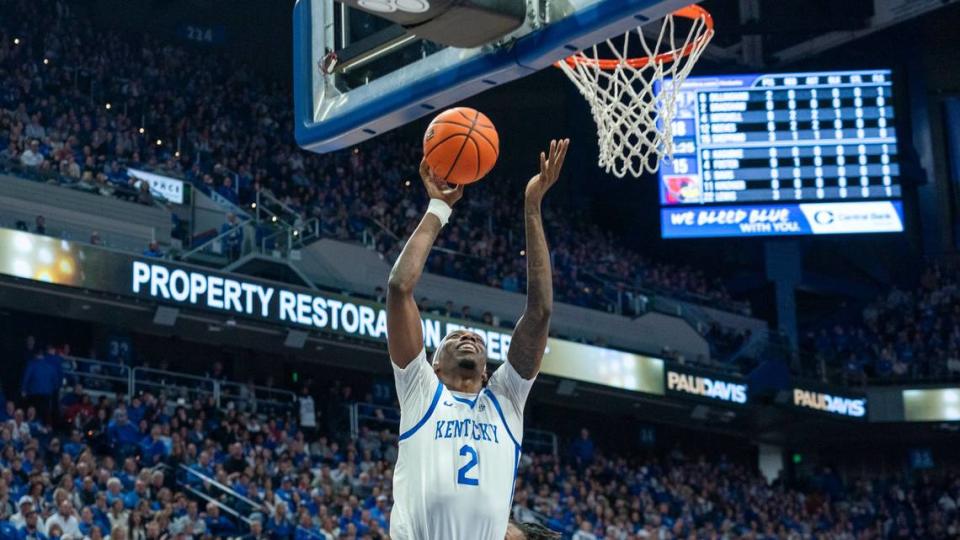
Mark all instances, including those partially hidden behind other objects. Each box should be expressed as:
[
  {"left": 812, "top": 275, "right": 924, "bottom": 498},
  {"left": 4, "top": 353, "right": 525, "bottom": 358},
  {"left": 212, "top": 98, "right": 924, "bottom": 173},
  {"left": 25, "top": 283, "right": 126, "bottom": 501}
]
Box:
[
  {"left": 505, "top": 521, "right": 561, "bottom": 540},
  {"left": 432, "top": 329, "right": 487, "bottom": 385}
]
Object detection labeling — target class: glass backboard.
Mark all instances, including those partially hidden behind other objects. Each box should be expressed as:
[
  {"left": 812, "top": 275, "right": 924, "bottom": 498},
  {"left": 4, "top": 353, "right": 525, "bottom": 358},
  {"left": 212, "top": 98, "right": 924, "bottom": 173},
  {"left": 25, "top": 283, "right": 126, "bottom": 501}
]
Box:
[{"left": 293, "top": 0, "right": 694, "bottom": 153}]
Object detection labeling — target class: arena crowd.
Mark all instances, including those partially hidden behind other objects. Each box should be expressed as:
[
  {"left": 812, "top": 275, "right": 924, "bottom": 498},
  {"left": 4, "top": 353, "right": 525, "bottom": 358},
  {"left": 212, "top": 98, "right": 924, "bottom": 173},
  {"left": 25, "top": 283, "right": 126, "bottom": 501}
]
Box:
[
  {"left": 0, "top": 0, "right": 745, "bottom": 317},
  {"left": 2, "top": 339, "right": 959, "bottom": 540},
  {"left": 802, "top": 261, "right": 960, "bottom": 385}
]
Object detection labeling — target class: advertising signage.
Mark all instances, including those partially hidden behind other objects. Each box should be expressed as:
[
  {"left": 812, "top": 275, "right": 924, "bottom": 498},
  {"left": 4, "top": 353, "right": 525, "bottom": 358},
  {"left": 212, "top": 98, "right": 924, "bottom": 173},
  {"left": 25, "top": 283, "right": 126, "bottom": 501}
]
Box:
[
  {"left": 665, "top": 370, "right": 748, "bottom": 404},
  {"left": 0, "top": 229, "right": 665, "bottom": 395},
  {"left": 659, "top": 69, "right": 905, "bottom": 239},
  {"left": 791, "top": 388, "right": 867, "bottom": 418},
  {"left": 902, "top": 388, "right": 960, "bottom": 422}
]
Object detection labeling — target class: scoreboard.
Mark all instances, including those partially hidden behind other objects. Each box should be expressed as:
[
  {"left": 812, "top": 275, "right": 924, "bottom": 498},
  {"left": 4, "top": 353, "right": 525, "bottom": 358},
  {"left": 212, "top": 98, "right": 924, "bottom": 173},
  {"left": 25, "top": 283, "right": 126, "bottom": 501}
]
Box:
[{"left": 659, "top": 69, "right": 905, "bottom": 239}]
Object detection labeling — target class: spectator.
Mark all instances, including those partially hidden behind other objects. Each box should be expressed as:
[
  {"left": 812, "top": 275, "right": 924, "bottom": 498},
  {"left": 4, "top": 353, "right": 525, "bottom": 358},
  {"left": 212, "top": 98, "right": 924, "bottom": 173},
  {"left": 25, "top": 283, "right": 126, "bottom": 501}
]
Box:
[
  {"left": 299, "top": 387, "right": 317, "bottom": 438},
  {"left": 142, "top": 241, "right": 163, "bottom": 258},
  {"left": 89, "top": 231, "right": 102, "bottom": 246},
  {"left": 204, "top": 503, "right": 236, "bottom": 538},
  {"left": 59, "top": 156, "right": 81, "bottom": 180},
  {"left": 19, "top": 140, "right": 44, "bottom": 168},
  {"left": 0, "top": 142, "right": 19, "bottom": 162},
  {"left": 570, "top": 521, "right": 597, "bottom": 540},
  {"left": 127, "top": 511, "right": 146, "bottom": 540},
  {"left": 110, "top": 526, "right": 127, "bottom": 540},
  {"left": 804, "top": 261, "right": 960, "bottom": 382},
  {"left": 243, "top": 520, "right": 267, "bottom": 540},
  {"left": 170, "top": 501, "right": 205, "bottom": 539},
  {"left": 223, "top": 443, "right": 247, "bottom": 476},
  {"left": 20, "top": 349, "right": 62, "bottom": 425},
  {"left": 106, "top": 411, "right": 140, "bottom": 457},
  {"left": 25, "top": 115, "right": 45, "bottom": 140},
  {"left": 217, "top": 176, "right": 238, "bottom": 204},
  {"left": 139, "top": 426, "right": 168, "bottom": 466},
  {"left": 7, "top": 409, "right": 30, "bottom": 442},
  {"left": 16, "top": 508, "right": 46, "bottom": 540},
  {"left": 10, "top": 497, "right": 34, "bottom": 529},
  {"left": 569, "top": 428, "right": 594, "bottom": 466},
  {"left": 220, "top": 212, "right": 244, "bottom": 261},
  {"left": 44, "top": 501, "right": 81, "bottom": 540},
  {"left": 265, "top": 503, "right": 293, "bottom": 539},
  {"left": 34, "top": 216, "right": 46, "bottom": 236},
  {"left": 136, "top": 182, "right": 154, "bottom": 206}
]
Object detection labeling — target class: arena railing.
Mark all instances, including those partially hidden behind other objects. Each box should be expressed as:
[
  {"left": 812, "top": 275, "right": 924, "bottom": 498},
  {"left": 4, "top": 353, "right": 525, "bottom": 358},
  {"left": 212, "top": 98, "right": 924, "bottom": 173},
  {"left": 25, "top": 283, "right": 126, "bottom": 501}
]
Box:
[
  {"left": 0, "top": 158, "right": 153, "bottom": 207},
  {"left": 171, "top": 463, "right": 263, "bottom": 527},
  {"left": 252, "top": 189, "right": 302, "bottom": 227},
  {"left": 361, "top": 214, "right": 485, "bottom": 262},
  {"left": 523, "top": 429, "right": 559, "bottom": 458},
  {"left": 131, "top": 368, "right": 217, "bottom": 403},
  {"left": 62, "top": 354, "right": 296, "bottom": 417},
  {"left": 178, "top": 217, "right": 254, "bottom": 265},
  {"left": 218, "top": 380, "right": 297, "bottom": 417},
  {"left": 257, "top": 217, "right": 322, "bottom": 259},
  {"left": 131, "top": 367, "right": 296, "bottom": 416},
  {"left": 62, "top": 356, "right": 133, "bottom": 396}
]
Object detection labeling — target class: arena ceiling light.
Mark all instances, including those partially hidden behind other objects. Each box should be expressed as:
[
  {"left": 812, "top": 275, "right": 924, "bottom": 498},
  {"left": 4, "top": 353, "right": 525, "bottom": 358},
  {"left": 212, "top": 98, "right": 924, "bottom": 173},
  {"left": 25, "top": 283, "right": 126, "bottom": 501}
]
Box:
[
  {"left": 284, "top": 329, "right": 309, "bottom": 349},
  {"left": 152, "top": 306, "right": 179, "bottom": 326}
]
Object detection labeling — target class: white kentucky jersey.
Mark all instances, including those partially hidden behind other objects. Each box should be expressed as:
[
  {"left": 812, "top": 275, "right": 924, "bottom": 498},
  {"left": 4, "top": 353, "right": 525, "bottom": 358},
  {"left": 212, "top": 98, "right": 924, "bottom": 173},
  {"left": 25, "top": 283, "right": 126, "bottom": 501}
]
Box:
[{"left": 390, "top": 349, "right": 534, "bottom": 540}]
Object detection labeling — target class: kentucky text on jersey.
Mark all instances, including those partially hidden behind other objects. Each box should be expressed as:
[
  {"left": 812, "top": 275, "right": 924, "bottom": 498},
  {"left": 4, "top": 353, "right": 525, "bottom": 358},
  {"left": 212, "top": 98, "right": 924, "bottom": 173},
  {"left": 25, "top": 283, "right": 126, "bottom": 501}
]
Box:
[{"left": 434, "top": 419, "right": 499, "bottom": 443}]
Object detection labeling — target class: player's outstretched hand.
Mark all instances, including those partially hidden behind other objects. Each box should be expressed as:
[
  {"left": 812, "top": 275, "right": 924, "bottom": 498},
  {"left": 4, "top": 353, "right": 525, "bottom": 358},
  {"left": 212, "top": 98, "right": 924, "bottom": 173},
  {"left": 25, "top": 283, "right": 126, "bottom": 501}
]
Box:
[
  {"left": 525, "top": 138, "right": 570, "bottom": 206},
  {"left": 420, "top": 158, "right": 464, "bottom": 207}
]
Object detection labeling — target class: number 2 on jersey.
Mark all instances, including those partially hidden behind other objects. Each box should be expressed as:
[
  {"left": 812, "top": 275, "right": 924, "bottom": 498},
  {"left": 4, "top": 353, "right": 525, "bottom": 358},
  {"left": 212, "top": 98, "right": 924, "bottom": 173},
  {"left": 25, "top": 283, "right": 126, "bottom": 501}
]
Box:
[{"left": 457, "top": 445, "right": 479, "bottom": 486}]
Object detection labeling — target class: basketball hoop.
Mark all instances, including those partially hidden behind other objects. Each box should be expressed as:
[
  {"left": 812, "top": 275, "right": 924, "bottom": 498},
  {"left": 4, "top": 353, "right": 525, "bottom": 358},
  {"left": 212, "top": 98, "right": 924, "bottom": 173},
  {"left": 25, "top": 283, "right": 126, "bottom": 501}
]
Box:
[{"left": 556, "top": 5, "right": 714, "bottom": 178}]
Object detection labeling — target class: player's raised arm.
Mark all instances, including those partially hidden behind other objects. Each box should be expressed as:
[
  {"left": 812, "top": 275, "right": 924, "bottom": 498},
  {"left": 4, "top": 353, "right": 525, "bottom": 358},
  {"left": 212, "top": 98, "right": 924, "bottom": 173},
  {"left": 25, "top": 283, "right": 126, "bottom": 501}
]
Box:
[
  {"left": 386, "top": 160, "right": 464, "bottom": 368},
  {"left": 508, "top": 139, "right": 570, "bottom": 379}
]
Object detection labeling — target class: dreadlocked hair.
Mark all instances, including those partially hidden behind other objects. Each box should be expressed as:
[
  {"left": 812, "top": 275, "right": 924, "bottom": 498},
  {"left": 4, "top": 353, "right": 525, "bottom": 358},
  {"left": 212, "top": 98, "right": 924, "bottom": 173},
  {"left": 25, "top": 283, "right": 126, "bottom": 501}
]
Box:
[{"left": 518, "top": 522, "right": 561, "bottom": 540}]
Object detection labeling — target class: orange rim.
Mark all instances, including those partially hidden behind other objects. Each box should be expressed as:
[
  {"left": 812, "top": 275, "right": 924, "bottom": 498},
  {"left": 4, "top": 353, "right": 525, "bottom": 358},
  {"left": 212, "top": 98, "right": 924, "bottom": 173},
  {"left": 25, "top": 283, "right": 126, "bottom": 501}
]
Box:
[{"left": 556, "top": 4, "right": 713, "bottom": 70}]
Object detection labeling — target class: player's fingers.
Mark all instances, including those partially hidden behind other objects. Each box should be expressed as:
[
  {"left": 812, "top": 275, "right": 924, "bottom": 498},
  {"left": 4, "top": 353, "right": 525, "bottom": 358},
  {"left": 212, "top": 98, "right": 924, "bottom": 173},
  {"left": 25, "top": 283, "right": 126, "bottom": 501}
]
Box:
[
  {"left": 539, "top": 151, "right": 546, "bottom": 174},
  {"left": 555, "top": 139, "right": 570, "bottom": 172}
]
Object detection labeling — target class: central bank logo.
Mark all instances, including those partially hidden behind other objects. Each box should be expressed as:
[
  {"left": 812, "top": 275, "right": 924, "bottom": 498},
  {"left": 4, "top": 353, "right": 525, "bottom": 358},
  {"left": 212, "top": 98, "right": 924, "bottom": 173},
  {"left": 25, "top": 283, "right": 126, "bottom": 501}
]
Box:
[{"left": 814, "top": 210, "right": 835, "bottom": 224}]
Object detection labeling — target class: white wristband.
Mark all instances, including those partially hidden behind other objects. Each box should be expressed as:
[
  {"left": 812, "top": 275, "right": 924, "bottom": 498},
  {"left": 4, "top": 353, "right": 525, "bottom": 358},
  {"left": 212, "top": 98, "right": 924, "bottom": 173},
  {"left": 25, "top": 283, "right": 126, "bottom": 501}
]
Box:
[{"left": 426, "top": 199, "right": 453, "bottom": 227}]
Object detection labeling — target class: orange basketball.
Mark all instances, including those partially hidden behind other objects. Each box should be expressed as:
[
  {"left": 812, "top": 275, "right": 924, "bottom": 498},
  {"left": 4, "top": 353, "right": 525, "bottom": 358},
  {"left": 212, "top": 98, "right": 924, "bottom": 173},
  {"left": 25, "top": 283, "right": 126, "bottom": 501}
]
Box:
[{"left": 423, "top": 107, "right": 499, "bottom": 185}]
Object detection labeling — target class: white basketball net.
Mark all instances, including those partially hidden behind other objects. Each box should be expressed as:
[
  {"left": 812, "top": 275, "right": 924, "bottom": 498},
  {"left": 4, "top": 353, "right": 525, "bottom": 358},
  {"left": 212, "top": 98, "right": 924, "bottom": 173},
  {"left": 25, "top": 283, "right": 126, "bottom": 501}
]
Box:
[{"left": 558, "top": 8, "right": 714, "bottom": 178}]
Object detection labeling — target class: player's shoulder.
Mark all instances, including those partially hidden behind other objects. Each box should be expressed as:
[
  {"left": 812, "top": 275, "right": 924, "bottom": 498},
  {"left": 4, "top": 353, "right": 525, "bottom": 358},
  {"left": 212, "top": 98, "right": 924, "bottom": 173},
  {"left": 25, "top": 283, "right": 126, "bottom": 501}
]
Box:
[{"left": 479, "top": 383, "right": 510, "bottom": 412}]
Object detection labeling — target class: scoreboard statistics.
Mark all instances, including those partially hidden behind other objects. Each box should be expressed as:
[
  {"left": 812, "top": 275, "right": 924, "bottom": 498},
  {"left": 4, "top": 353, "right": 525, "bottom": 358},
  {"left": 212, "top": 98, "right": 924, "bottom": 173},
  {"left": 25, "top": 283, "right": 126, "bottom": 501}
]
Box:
[{"left": 659, "top": 69, "right": 905, "bottom": 239}]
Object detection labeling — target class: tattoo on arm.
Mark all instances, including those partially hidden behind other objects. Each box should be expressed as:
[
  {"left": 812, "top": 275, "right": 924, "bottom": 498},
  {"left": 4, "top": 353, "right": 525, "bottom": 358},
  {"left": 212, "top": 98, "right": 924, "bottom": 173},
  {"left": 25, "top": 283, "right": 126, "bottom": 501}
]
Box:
[
  {"left": 386, "top": 214, "right": 442, "bottom": 368},
  {"left": 507, "top": 204, "right": 553, "bottom": 379},
  {"left": 387, "top": 159, "right": 465, "bottom": 368},
  {"left": 508, "top": 139, "right": 567, "bottom": 379}
]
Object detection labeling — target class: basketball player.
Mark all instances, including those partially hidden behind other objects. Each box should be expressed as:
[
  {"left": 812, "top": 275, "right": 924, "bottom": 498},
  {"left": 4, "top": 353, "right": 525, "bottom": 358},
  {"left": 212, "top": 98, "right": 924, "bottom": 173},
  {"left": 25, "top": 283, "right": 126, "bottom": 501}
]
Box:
[{"left": 386, "top": 139, "right": 570, "bottom": 539}]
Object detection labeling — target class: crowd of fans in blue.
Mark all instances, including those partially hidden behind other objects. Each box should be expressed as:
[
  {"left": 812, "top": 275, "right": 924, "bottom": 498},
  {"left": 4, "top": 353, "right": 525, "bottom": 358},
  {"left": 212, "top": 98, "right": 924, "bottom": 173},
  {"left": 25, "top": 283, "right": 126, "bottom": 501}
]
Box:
[
  {"left": 2, "top": 339, "right": 959, "bottom": 540},
  {"left": 2, "top": 3, "right": 960, "bottom": 537},
  {"left": 0, "top": 0, "right": 746, "bottom": 316},
  {"left": 802, "top": 262, "right": 960, "bottom": 385}
]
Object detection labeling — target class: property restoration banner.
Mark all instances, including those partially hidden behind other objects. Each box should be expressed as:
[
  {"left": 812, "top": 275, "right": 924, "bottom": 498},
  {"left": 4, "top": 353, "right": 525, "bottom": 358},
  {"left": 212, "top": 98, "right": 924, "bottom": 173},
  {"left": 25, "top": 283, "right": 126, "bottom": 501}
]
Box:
[{"left": 0, "top": 229, "right": 665, "bottom": 395}]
